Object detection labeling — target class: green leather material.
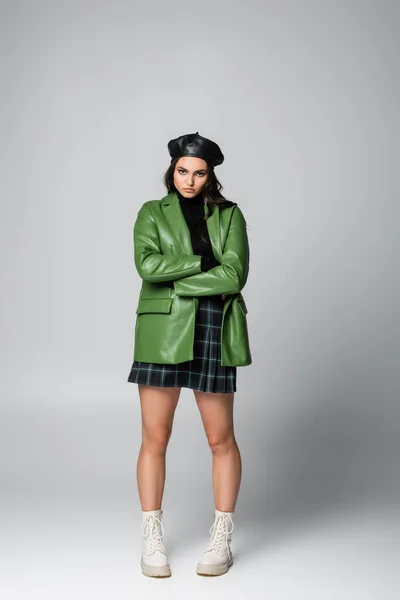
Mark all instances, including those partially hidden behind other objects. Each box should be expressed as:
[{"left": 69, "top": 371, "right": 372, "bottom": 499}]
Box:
[
  {"left": 131, "top": 191, "right": 252, "bottom": 367},
  {"left": 136, "top": 298, "right": 173, "bottom": 314}
]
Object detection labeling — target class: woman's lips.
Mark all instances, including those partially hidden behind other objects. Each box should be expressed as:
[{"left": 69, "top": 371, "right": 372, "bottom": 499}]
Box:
[{"left": 184, "top": 188, "right": 195, "bottom": 192}]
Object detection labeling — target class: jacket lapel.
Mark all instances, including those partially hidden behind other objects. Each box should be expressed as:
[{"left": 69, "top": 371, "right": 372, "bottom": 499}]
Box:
[{"left": 160, "top": 191, "right": 222, "bottom": 260}]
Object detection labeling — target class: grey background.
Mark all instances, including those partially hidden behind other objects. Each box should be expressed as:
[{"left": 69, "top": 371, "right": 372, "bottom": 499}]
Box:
[{"left": 1, "top": 0, "right": 399, "bottom": 598}]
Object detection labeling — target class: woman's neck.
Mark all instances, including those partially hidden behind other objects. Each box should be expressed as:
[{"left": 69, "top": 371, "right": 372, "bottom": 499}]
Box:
[{"left": 176, "top": 189, "right": 204, "bottom": 204}]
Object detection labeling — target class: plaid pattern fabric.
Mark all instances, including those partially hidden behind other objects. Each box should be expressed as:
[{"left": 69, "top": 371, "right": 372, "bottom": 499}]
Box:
[{"left": 127, "top": 295, "right": 237, "bottom": 393}]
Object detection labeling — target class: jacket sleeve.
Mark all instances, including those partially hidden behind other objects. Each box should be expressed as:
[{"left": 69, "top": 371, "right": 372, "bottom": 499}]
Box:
[
  {"left": 134, "top": 202, "right": 202, "bottom": 282},
  {"left": 173, "top": 205, "right": 249, "bottom": 296}
]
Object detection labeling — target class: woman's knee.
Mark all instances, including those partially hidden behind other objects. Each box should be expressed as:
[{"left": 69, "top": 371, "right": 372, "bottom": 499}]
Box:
[
  {"left": 142, "top": 425, "right": 172, "bottom": 454},
  {"left": 207, "top": 431, "right": 236, "bottom": 454}
]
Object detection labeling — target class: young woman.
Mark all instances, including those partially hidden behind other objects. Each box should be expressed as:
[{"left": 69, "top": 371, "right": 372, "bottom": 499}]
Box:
[{"left": 127, "top": 132, "right": 252, "bottom": 578}]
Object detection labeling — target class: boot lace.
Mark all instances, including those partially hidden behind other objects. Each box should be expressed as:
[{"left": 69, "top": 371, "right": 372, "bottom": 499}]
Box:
[
  {"left": 207, "top": 513, "right": 234, "bottom": 556},
  {"left": 141, "top": 514, "right": 166, "bottom": 554}
]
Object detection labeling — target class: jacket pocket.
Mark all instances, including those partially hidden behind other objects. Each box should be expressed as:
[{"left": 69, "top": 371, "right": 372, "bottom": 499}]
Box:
[
  {"left": 136, "top": 298, "right": 173, "bottom": 314},
  {"left": 237, "top": 298, "right": 248, "bottom": 315}
]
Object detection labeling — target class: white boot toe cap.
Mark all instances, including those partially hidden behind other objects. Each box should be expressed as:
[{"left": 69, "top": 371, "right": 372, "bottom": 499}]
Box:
[
  {"left": 199, "top": 549, "right": 227, "bottom": 565},
  {"left": 142, "top": 550, "right": 169, "bottom": 567}
]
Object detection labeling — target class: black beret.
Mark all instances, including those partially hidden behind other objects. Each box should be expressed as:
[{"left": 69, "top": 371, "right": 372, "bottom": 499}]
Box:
[{"left": 167, "top": 131, "right": 224, "bottom": 167}]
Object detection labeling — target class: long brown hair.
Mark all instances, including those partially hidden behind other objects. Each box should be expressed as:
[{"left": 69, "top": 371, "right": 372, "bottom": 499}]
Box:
[{"left": 163, "top": 158, "right": 235, "bottom": 212}]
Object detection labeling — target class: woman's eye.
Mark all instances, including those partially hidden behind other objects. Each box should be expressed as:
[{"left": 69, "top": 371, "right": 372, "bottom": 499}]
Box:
[{"left": 177, "top": 169, "right": 205, "bottom": 177}]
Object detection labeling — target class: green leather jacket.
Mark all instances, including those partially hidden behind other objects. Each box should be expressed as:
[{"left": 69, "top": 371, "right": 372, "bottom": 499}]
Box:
[{"left": 131, "top": 191, "right": 252, "bottom": 367}]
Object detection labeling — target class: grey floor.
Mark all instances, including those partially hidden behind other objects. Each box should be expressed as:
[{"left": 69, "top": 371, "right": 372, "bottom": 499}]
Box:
[{"left": 1, "top": 499, "right": 398, "bottom": 599}]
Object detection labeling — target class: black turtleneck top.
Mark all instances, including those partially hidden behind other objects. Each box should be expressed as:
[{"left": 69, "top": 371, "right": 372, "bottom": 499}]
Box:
[{"left": 175, "top": 189, "right": 220, "bottom": 271}]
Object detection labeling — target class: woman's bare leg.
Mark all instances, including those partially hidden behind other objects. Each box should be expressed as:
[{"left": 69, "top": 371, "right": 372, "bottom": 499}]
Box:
[
  {"left": 137, "top": 384, "right": 181, "bottom": 510},
  {"left": 193, "top": 391, "right": 241, "bottom": 511}
]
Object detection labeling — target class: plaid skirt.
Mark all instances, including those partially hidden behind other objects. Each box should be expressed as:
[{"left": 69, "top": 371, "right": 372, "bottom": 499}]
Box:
[{"left": 127, "top": 295, "right": 237, "bottom": 393}]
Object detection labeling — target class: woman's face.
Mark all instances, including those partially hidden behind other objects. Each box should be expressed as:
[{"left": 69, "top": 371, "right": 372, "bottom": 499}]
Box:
[{"left": 173, "top": 156, "right": 209, "bottom": 198}]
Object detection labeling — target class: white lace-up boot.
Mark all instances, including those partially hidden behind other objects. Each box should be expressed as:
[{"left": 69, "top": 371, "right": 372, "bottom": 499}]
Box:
[
  {"left": 141, "top": 509, "right": 171, "bottom": 578},
  {"left": 196, "top": 509, "right": 235, "bottom": 576}
]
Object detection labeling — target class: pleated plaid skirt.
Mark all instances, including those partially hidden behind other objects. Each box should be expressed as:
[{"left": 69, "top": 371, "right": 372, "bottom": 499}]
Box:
[{"left": 127, "top": 295, "right": 237, "bottom": 393}]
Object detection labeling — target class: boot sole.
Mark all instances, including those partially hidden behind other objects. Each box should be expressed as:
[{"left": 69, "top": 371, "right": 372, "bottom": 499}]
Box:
[
  {"left": 196, "top": 556, "right": 233, "bottom": 576},
  {"left": 141, "top": 559, "right": 171, "bottom": 578}
]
